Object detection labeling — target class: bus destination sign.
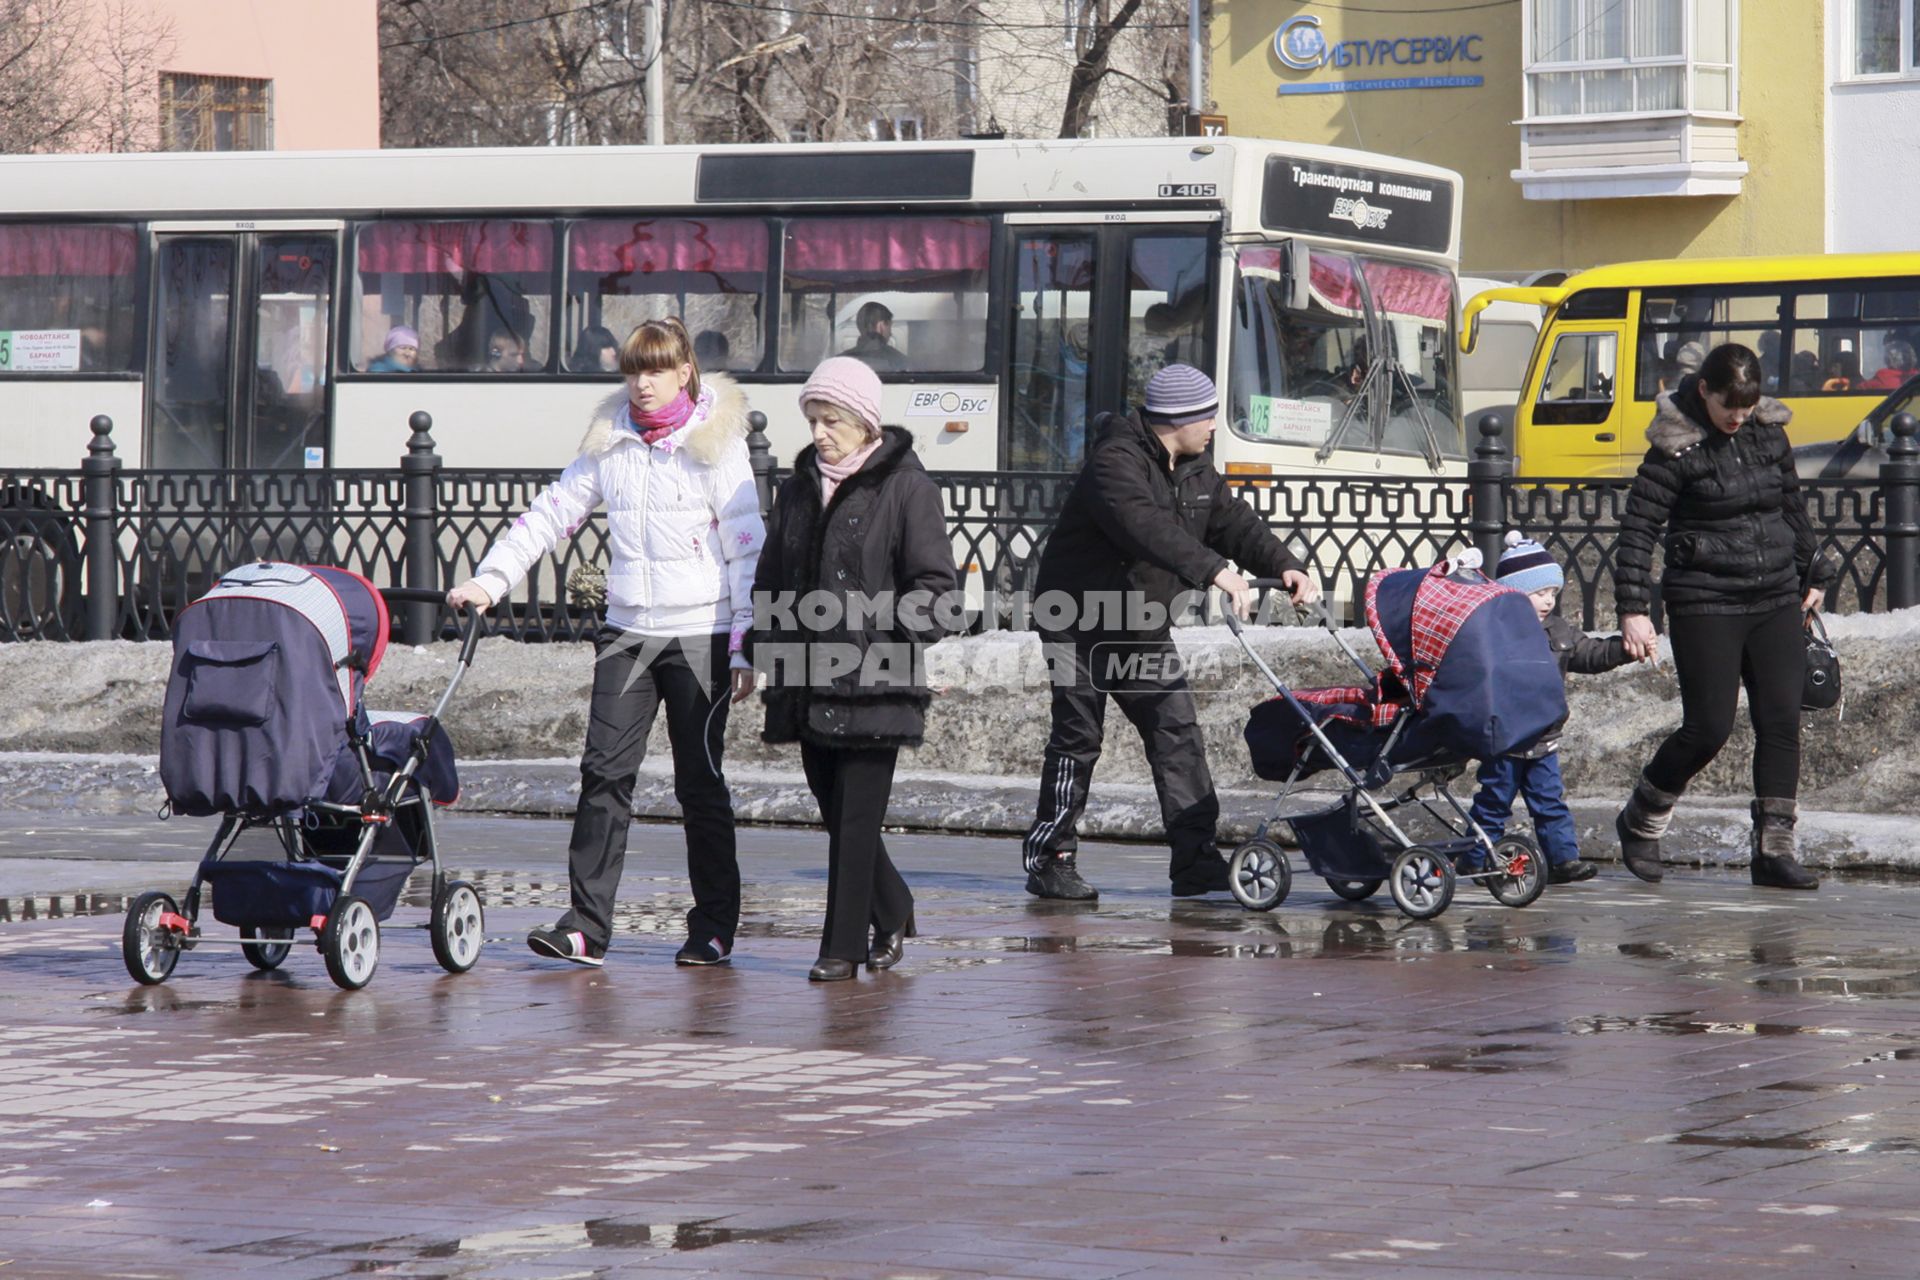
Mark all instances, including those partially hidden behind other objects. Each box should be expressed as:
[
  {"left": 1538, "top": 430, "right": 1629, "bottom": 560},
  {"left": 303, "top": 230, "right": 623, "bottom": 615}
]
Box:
[{"left": 1260, "top": 155, "right": 1452, "bottom": 254}]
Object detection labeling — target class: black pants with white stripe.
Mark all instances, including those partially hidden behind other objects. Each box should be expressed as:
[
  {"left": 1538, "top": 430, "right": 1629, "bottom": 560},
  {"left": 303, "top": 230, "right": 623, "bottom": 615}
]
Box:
[{"left": 1022, "top": 631, "right": 1220, "bottom": 880}]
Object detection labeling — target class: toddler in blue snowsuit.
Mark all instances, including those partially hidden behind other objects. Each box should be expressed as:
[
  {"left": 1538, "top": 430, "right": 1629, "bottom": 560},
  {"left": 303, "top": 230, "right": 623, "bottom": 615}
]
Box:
[{"left": 1469, "top": 532, "right": 1637, "bottom": 885}]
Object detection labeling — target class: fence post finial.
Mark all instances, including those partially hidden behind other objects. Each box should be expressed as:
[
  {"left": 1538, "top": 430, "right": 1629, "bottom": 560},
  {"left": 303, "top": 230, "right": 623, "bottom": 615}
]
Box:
[
  {"left": 400, "top": 411, "right": 441, "bottom": 645},
  {"left": 1885, "top": 412, "right": 1919, "bottom": 611},
  {"left": 82, "top": 415, "right": 119, "bottom": 641},
  {"left": 746, "top": 409, "right": 774, "bottom": 518},
  {"left": 1468, "top": 411, "right": 1510, "bottom": 572}
]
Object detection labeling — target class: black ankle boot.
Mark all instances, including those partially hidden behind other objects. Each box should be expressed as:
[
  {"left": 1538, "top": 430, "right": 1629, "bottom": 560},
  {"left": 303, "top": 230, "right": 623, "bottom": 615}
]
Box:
[
  {"left": 1750, "top": 798, "right": 1819, "bottom": 890},
  {"left": 1615, "top": 774, "right": 1681, "bottom": 883}
]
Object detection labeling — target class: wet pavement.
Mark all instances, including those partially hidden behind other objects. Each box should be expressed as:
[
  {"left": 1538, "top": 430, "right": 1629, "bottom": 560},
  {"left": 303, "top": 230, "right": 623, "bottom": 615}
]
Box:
[{"left": 5, "top": 813, "right": 1920, "bottom": 1278}]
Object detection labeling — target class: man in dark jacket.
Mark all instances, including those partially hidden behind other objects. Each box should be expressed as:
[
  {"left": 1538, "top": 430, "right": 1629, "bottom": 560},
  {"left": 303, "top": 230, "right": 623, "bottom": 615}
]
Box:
[{"left": 1022, "top": 364, "right": 1319, "bottom": 900}]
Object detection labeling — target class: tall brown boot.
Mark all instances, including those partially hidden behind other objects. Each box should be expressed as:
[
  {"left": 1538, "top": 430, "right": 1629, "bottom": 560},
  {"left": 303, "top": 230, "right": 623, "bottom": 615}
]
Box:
[
  {"left": 1750, "top": 798, "right": 1819, "bottom": 891},
  {"left": 1614, "top": 774, "right": 1680, "bottom": 883}
]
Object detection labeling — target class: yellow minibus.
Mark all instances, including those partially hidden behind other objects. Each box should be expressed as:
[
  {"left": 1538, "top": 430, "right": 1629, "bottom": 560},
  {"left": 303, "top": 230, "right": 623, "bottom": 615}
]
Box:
[{"left": 1463, "top": 253, "right": 1920, "bottom": 478}]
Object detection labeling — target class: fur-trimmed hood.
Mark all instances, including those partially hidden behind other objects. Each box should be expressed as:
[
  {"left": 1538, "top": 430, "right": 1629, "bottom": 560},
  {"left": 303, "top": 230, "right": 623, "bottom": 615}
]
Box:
[
  {"left": 1647, "top": 373, "right": 1791, "bottom": 457},
  {"left": 579, "top": 372, "right": 750, "bottom": 466}
]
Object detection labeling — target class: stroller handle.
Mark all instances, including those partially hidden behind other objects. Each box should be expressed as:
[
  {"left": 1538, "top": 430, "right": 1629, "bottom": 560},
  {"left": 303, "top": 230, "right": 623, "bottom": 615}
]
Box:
[{"left": 380, "top": 588, "right": 483, "bottom": 670}]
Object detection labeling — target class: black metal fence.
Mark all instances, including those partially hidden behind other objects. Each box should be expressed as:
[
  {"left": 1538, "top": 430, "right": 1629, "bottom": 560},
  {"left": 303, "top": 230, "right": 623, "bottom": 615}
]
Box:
[{"left": 3, "top": 410, "right": 1918, "bottom": 644}]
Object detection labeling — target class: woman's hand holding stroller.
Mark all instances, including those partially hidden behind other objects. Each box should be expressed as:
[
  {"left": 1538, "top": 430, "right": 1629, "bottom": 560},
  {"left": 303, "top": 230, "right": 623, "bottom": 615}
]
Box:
[{"left": 445, "top": 580, "right": 495, "bottom": 611}]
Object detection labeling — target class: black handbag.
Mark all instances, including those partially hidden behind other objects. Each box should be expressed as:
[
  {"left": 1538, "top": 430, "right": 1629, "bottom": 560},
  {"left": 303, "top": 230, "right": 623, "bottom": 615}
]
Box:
[{"left": 1802, "top": 610, "right": 1842, "bottom": 711}]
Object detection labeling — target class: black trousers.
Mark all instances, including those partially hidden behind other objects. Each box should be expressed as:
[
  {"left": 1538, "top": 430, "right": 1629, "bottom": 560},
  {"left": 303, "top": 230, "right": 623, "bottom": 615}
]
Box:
[
  {"left": 1022, "top": 631, "right": 1220, "bottom": 878},
  {"left": 557, "top": 629, "right": 738, "bottom": 949},
  {"left": 1644, "top": 603, "right": 1804, "bottom": 800},
  {"left": 800, "top": 741, "right": 912, "bottom": 964}
]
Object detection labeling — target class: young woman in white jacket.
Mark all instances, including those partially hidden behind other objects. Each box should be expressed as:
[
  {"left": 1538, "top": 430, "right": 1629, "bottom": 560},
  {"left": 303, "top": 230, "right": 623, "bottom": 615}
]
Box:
[{"left": 447, "top": 319, "right": 764, "bottom": 968}]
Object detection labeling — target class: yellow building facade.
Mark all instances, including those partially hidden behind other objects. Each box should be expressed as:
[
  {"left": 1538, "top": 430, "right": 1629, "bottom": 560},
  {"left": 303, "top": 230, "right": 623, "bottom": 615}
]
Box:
[{"left": 1214, "top": 0, "right": 1826, "bottom": 276}]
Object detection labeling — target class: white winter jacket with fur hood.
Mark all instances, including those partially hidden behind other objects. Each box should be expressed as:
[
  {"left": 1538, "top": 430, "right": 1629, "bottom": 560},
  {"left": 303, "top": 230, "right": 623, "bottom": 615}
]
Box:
[{"left": 472, "top": 375, "right": 765, "bottom": 642}]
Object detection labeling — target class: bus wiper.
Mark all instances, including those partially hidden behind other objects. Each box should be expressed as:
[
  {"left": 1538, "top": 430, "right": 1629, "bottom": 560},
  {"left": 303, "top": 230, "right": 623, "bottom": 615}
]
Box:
[
  {"left": 1314, "top": 356, "right": 1387, "bottom": 462},
  {"left": 1388, "top": 359, "right": 1446, "bottom": 473}
]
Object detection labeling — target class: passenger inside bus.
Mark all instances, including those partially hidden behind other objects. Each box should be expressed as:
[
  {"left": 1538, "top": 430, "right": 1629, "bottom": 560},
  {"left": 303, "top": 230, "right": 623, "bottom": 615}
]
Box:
[
  {"left": 842, "top": 300, "right": 909, "bottom": 372},
  {"left": 1823, "top": 352, "right": 1860, "bottom": 393},
  {"left": 1861, "top": 338, "right": 1919, "bottom": 391},
  {"left": 568, "top": 324, "right": 619, "bottom": 373},
  {"left": 693, "top": 329, "right": 731, "bottom": 369},
  {"left": 485, "top": 328, "right": 528, "bottom": 373},
  {"left": 368, "top": 326, "right": 420, "bottom": 373}
]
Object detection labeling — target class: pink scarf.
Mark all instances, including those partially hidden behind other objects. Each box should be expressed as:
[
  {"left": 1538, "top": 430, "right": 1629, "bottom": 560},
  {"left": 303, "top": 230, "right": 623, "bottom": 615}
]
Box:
[
  {"left": 628, "top": 390, "right": 696, "bottom": 445},
  {"left": 817, "top": 437, "right": 883, "bottom": 505}
]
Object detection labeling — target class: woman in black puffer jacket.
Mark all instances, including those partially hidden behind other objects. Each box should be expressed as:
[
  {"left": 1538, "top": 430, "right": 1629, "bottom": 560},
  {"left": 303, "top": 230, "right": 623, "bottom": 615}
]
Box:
[
  {"left": 1613, "top": 343, "right": 1835, "bottom": 890},
  {"left": 750, "top": 357, "right": 961, "bottom": 981}
]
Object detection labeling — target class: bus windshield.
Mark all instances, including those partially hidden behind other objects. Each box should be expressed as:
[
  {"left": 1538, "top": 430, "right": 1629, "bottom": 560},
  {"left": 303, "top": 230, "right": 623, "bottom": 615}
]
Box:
[{"left": 1228, "top": 243, "right": 1460, "bottom": 467}]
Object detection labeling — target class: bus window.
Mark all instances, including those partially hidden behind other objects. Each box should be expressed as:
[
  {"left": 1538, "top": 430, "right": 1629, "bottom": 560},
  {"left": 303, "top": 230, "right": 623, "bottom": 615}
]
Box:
[
  {"left": 1007, "top": 234, "right": 1096, "bottom": 471},
  {"left": 0, "top": 223, "right": 139, "bottom": 372},
  {"left": 565, "top": 218, "right": 767, "bottom": 374},
  {"left": 1227, "top": 244, "right": 1369, "bottom": 449},
  {"left": 1636, "top": 289, "right": 1782, "bottom": 397},
  {"left": 778, "top": 216, "right": 990, "bottom": 375},
  {"left": 1124, "top": 233, "right": 1210, "bottom": 404},
  {"left": 352, "top": 220, "right": 553, "bottom": 373},
  {"left": 1535, "top": 332, "right": 1616, "bottom": 426},
  {"left": 1362, "top": 257, "right": 1460, "bottom": 459}
]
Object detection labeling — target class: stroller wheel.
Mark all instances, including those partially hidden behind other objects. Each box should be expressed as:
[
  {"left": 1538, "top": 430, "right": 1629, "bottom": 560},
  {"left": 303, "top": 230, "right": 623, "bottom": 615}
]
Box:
[
  {"left": 240, "top": 926, "right": 295, "bottom": 971},
  {"left": 320, "top": 895, "right": 381, "bottom": 991},
  {"left": 1228, "top": 840, "right": 1291, "bottom": 912},
  {"left": 431, "top": 880, "right": 486, "bottom": 974},
  {"left": 1326, "top": 878, "right": 1383, "bottom": 902},
  {"left": 122, "top": 891, "right": 182, "bottom": 986},
  {"left": 1388, "top": 846, "right": 1456, "bottom": 920},
  {"left": 1484, "top": 835, "right": 1547, "bottom": 908}
]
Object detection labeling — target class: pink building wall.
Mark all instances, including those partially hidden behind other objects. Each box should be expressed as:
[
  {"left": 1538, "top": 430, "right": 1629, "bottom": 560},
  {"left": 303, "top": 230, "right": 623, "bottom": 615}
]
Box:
[{"left": 113, "top": 0, "right": 380, "bottom": 150}]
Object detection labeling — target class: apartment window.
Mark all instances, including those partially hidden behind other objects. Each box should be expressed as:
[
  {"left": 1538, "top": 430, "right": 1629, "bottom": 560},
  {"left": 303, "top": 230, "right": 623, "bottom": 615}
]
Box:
[
  {"left": 160, "top": 73, "right": 272, "bottom": 151},
  {"left": 1526, "top": 0, "right": 1735, "bottom": 116},
  {"left": 868, "top": 113, "right": 924, "bottom": 141},
  {"left": 1852, "top": 0, "right": 1920, "bottom": 76}
]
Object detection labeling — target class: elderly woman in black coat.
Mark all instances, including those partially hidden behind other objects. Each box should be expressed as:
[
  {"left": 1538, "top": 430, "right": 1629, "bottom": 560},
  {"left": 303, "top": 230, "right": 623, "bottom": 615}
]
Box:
[
  {"left": 750, "top": 356, "right": 961, "bottom": 981},
  {"left": 1613, "top": 342, "right": 1835, "bottom": 890}
]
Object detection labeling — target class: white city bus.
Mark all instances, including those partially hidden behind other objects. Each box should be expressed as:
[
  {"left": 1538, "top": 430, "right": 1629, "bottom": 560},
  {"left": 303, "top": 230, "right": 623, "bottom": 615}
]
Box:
[{"left": 0, "top": 138, "right": 1465, "bottom": 478}]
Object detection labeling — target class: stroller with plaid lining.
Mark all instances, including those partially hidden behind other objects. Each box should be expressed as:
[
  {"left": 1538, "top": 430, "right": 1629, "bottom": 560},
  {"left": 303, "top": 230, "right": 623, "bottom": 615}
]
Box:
[
  {"left": 121, "top": 563, "right": 485, "bottom": 991},
  {"left": 1225, "top": 553, "right": 1569, "bottom": 920}
]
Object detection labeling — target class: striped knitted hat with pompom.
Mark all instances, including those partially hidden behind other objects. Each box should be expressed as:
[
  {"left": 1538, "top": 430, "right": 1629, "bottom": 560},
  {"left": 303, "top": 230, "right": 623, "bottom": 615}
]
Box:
[{"left": 1496, "top": 529, "right": 1563, "bottom": 593}]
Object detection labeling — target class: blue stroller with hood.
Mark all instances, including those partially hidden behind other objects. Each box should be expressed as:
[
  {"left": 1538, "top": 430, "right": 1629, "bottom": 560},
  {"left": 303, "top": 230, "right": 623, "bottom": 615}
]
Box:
[
  {"left": 1225, "top": 554, "right": 1568, "bottom": 920},
  {"left": 122, "top": 563, "right": 483, "bottom": 990}
]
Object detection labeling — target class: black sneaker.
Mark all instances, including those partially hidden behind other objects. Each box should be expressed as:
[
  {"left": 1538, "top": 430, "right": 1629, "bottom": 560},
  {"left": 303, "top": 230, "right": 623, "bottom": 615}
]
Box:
[
  {"left": 1026, "top": 855, "right": 1099, "bottom": 901},
  {"left": 1549, "top": 859, "right": 1599, "bottom": 885},
  {"left": 675, "top": 937, "right": 732, "bottom": 966},
  {"left": 527, "top": 925, "right": 605, "bottom": 967},
  {"left": 1170, "top": 857, "right": 1233, "bottom": 897}
]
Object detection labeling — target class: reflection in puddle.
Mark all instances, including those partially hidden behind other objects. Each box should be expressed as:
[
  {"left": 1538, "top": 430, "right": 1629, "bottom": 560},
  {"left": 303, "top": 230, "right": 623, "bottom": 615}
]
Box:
[
  {"left": 1342, "top": 1041, "right": 1559, "bottom": 1074},
  {"left": 400, "top": 1216, "right": 842, "bottom": 1258},
  {"left": 0, "top": 891, "right": 126, "bottom": 922},
  {"left": 1566, "top": 1012, "right": 1863, "bottom": 1039},
  {"left": 1658, "top": 1132, "right": 1920, "bottom": 1156}
]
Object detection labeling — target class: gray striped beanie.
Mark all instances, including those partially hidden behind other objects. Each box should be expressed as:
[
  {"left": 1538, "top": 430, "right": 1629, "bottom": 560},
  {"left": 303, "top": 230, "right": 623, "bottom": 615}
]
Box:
[
  {"left": 1142, "top": 363, "right": 1219, "bottom": 427},
  {"left": 1497, "top": 530, "right": 1563, "bottom": 593}
]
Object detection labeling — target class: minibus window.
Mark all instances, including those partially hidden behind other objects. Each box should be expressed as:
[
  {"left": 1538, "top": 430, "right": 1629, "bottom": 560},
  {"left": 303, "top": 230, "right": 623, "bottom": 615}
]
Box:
[
  {"left": 778, "top": 216, "right": 990, "bottom": 375},
  {"left": 1535, "top": 332, "right": 1615, "bottom": 426},
  {"left": 352, "top": 220, "right": 553, "bottom": 373},
  {"left": 0, "top": 223, "right": 139, "bottom": 373},
  {"left": 1636, "top": 288, "right": 1784, "bottom": 398},
  {"left": 1557, "top": 288, "right": 1626, "bottom": 320},
  {"left": 564, "top": 218, "right": 768, "bottom": 374}
]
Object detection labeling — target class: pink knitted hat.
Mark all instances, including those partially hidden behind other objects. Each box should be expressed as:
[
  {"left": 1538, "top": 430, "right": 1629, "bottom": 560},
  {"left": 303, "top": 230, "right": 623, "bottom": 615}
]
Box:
[{"left": 798, "top": 356, "right": 884, "bottom": 433}]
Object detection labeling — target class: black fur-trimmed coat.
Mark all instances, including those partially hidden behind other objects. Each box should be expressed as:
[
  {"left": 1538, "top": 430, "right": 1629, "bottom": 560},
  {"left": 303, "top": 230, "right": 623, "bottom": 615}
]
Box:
[
  {"left": 750, "top": 427, "right": 960, "bottom": 750},
  {"left": 1614, "top": 375, "right": 1835, "bottom": 620}
]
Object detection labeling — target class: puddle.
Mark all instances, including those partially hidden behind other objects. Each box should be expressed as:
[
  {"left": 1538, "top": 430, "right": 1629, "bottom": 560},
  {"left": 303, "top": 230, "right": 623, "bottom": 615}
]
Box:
[
  {"left": 1342, "top": 1041, "right": 1559, "bottom": 1074},
  {"left": 399, "top": 1216, "right": 843, "bottom": 1258},
  {"left": 1566, "top": 1013, "right": 1863, "bottom": 1039},
  {"left": 0, "top": 891, "right": 127, "bottom": 922},
  {"left": 1658, "top": 1132, "right": 1920, "bottom": 1156}
]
